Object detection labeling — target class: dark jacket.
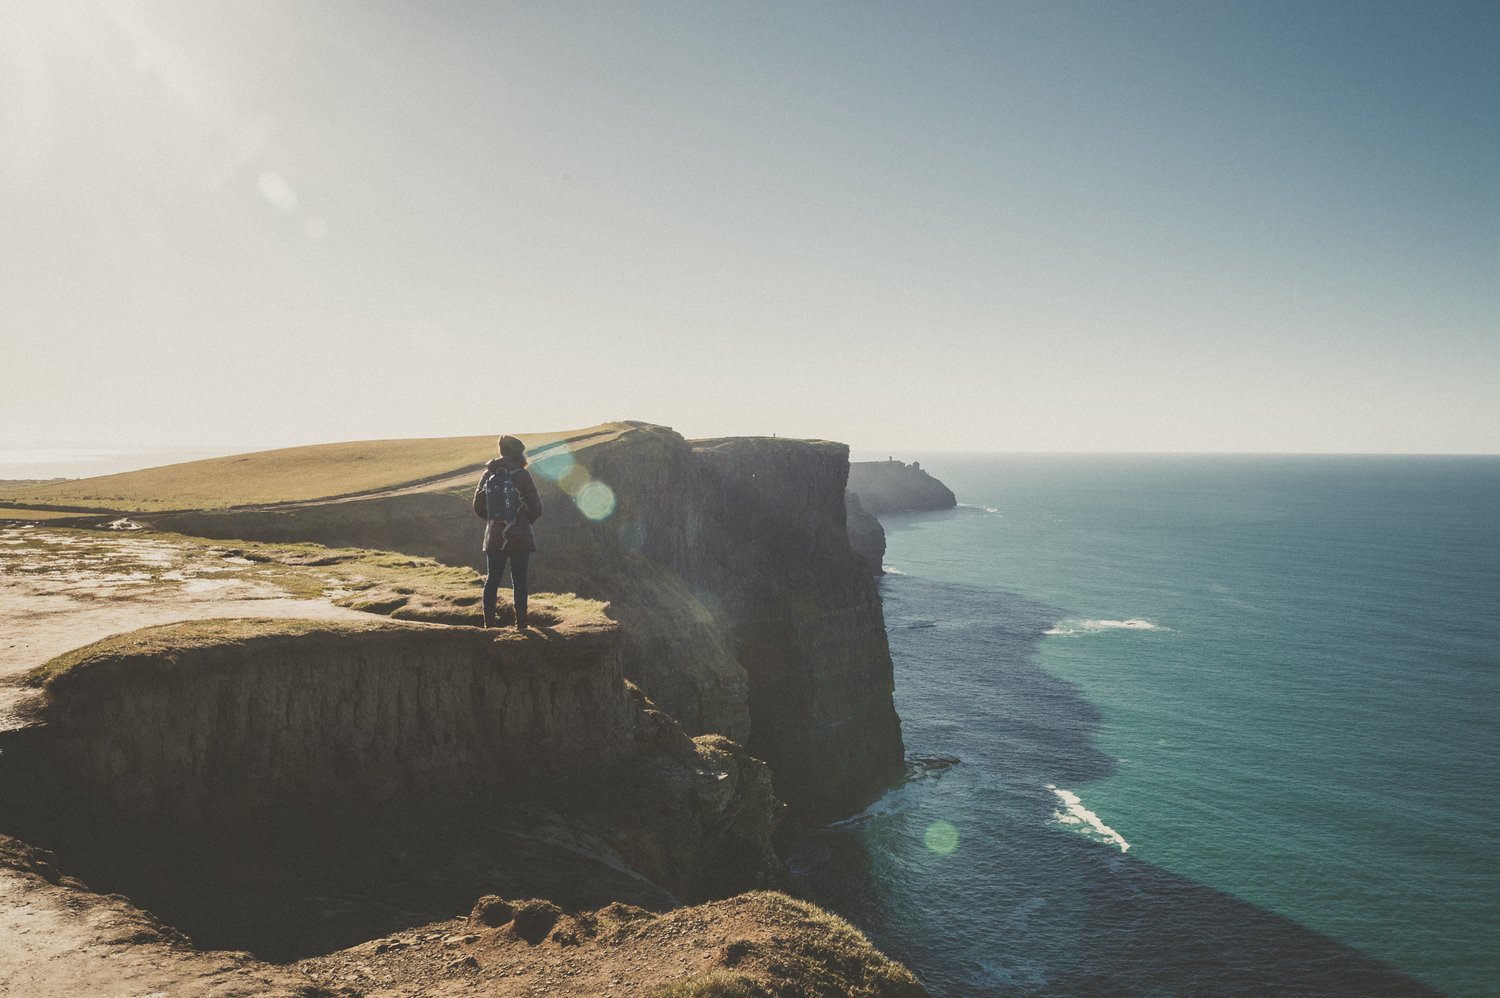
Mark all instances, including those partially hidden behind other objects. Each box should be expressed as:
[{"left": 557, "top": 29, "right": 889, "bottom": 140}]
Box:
[{"left": 472, "top": 458, "right": 543, "bottom": 553}]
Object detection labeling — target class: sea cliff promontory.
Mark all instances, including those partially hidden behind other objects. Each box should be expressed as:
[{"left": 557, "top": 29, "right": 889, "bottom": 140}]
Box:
[
  {"left": 847, "top": 459, "right": 958, "bottom": 515},
  {"left": 142, "top": 423, "right": 907, "bottom": 822},
  {"left": 0, "top": 427, "right": 930, "bottom": 995}
]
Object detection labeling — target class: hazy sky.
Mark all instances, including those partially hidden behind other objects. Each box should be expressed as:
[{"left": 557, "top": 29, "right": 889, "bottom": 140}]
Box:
[{"left": 2, "top": 1, "right": 1496, "bottom": 454}]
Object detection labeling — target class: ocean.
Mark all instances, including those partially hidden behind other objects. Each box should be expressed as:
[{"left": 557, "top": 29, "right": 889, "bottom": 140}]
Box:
[{"left": 794, "top": 455, "right": 1499, "bottom": 997}]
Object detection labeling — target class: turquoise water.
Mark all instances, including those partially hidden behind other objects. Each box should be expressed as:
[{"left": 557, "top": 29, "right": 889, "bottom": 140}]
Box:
[{"left": 795, "top": 456, "right": 1498, "bottom": 996}]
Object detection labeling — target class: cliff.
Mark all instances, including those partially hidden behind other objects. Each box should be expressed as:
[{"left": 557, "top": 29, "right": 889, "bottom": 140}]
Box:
[
  {"left": 847, "top": 459, "right": 957, "bottom": 514},
  {"left": 0, "top": 607, "right": 928, "bottom": 995},
  {"left": 151, "top": 423, "right": 907, "bottom": 823},
  {"left": 0, "top": 436, "right": 934, "bottom": 994},
  {"left": 846, "top": 490, "right": 887, "bottom": 574},
  {"left": 7, "top": 614, "right": 776, "bottom": 906}
]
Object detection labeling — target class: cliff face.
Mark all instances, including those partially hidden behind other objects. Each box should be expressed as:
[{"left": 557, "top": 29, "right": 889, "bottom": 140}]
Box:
[
  {"left": 677, "top": 436, "right": 904, "bottom": 820},
  {"left": 154, "top": 424, "right": 907, "bottom": 822},
  {"left": 846, "top": 490, "right": 886, "bottom": 574},
  {"left": 8, "top": 616, "right": 777, "bottom": 904},
  {"left": 847, "top": 459, "right": 957, "bottom": 514}
]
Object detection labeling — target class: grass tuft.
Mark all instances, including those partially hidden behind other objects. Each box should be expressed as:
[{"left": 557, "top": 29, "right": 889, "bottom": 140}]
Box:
[{"left": 652, "top": 971, "right": 772, "bottom": 998}]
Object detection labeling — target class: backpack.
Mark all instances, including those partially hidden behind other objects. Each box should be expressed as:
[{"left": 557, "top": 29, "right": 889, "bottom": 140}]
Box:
[{"left": 482, "top": 468, "right": 522, "bottom": 525}]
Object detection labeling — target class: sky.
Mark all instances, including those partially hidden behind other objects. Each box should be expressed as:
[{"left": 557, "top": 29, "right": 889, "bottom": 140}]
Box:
[{"left": 1, "top": 0, "right": 1496, "bottom": 456}]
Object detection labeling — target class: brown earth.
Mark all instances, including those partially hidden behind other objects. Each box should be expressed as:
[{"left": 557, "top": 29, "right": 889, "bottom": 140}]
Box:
[
  {"left": 297, "top": 891, "right": 927, "bottom": 998},
  {"left": 0, "top": 836, "right": 926, "bottom": 997}
]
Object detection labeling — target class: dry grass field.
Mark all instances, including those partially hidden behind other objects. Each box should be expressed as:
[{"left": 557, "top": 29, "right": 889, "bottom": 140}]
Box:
[
  {"left": 0, "top": 508, "right": 100, "bottom": 521},
  {"left": 0, "top": 424, "right": 627, "bottom": 514}
]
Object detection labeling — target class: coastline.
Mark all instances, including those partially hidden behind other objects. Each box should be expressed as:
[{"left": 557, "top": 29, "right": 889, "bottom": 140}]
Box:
[
  {"left": 810, "top": 456, "right": 1497, "bottom": 996},
  {"left": 0, "top": 428, "right": 927, "bottom": 996}
]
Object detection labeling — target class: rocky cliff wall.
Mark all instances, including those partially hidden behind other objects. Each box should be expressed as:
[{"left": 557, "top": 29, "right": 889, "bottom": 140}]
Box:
[
  {"left": 151, "top": 424, "right": 905, "bottom": 822},
  {"left": 847, "top": 459, "right": 957, "bottom": 514},
  {"left": 678, "top": 436, "right": 904, "bottom": 820},
  {"left": 8, "top": 616, "right": 776, "bottom": 902},
  {"left": 846, "top": 491, "right": 886, "bottom": 574}
]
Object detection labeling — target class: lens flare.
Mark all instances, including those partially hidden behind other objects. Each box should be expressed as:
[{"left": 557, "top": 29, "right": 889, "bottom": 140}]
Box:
[
  {"left": 531, "top": 445, "right": 575, "bottom": 481},
  {"left": 576, "top": 481, "right": 616, "bottom": 521},
  {"left": 559, "top": 464, "right": 590, "bottom": 496},
  {"left": 924, "top": 821, "right": 959, "bottom": 855}
]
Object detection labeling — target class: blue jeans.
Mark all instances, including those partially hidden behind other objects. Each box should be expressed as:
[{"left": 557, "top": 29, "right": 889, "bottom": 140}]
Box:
[{"left": 484, "top": 550, "right": 530, "bottom": 625}]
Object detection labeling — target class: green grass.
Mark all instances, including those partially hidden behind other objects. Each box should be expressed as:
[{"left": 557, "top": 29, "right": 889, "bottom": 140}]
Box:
[{"left": 0, "top": 424, "right": 630, "bottom": 513}]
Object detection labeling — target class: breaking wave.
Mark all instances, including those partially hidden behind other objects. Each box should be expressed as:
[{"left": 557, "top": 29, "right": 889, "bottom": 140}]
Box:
[{"left": 1046, "top": 784, "right": 1130, "bottom": 852}]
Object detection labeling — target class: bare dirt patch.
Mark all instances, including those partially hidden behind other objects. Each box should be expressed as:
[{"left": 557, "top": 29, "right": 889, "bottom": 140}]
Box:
[{"left": 0, "top": 527, "right": 374, "bottom": 730}]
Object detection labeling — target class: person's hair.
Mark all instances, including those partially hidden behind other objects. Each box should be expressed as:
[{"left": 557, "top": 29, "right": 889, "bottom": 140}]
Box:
[{"left": 498, "top": 434, "right": 527, "bottom": 467}]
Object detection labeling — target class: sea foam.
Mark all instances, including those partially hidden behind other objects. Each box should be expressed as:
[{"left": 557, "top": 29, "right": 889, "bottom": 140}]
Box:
[
  {"left": 1046, "top": 784, "right": 1130, "bottom": 852},
  {"left": 1044, "top": 618, "right": 1167, "bottom": 636}
]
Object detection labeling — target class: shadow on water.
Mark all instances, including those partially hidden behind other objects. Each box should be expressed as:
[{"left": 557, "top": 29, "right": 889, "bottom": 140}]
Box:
[{"left": 785, "top": 573, "right": 1442, "bottom": 997}]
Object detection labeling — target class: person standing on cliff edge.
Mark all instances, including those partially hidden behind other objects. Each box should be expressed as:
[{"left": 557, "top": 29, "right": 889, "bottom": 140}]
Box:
[{"left": 472, "top": 435, "right": 543, "bottom": 630}]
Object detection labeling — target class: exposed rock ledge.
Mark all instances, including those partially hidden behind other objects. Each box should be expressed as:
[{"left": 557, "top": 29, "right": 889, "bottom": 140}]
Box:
[
  {"left": 6, "top": 615, "right": 776, "bottom": 907},
  {"left": 0, "top": 610, "right": 929, "bottom": 996}
]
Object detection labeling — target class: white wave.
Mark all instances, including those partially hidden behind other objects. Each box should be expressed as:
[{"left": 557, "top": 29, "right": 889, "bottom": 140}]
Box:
[
  {"left": 1044, "top": 617, "right": 1168, "bottom": 636},
  {"left": 1046, "top": 784, "right": 1130, "bottom": 852},
  {"left": 956, "top": 503, "right": 1002, "bottom": 514},
  {"left": 881, "top": 565, "right": 907, "bottom": 575}
]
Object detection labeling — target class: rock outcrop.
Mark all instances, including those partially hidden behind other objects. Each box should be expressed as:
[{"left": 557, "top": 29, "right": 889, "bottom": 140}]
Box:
[
  {"left": 152, "top": 424, "right": 907, "bottom": 823},
  {"left": 847, "top": 459, "right": 957, "bottom": 514},
  {"left": 6, "top": 614, "right": 778, "bottom": 906},
  {"left": 300, "top": 889, "right": 930, "bottom": 996}
]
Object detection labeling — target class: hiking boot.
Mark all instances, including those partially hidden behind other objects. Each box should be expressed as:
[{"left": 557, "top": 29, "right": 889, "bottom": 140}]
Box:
[{"left": 482, "top": 609, "right": 496, "bottom": 629}]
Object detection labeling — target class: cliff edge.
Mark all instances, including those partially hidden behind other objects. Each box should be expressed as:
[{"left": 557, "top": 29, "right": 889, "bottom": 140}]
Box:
[
  {"left": 0, "top": 606, "right": 926, "bottom": 996},
  {"left": 6, "top": 614, "right": 777, "bottom": 908},
  {"left": 150, "top": 424, "right": 907, "bottom": 822}
]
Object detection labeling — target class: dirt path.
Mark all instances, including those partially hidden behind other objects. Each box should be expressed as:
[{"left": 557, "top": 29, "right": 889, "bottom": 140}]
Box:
[{"left": 0, "top": 526, "right": 373, "bottom": 732}]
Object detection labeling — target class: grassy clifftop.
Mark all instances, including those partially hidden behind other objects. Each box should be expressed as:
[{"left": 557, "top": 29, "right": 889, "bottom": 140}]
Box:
[{"left": 0, "top": 423, "right": 629, "bottom": 514}]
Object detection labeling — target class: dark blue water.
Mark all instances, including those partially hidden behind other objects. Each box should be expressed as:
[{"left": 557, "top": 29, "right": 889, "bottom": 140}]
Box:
[{"left": 794, "top": 456, "right": 1499, "bottom": 996}]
